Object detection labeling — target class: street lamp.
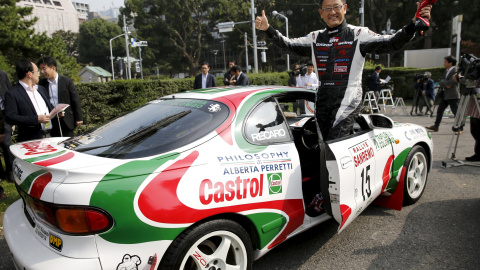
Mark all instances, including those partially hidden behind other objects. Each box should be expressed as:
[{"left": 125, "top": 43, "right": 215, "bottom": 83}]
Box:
[
  {"left": 272, "top": 10, "right": 290, "bottom": 71},
  {"left": 110, "top": 33, "right": 127, "bottom": 80}
]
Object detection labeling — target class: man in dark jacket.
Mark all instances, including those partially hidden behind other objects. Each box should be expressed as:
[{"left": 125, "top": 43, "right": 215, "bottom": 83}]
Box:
[
  {"left": 193, "top": 62, "right": 217, "bottom": 89},
  {"left": 38, "top": 57, "right": 83, "bottom": 137},
  {"left": 229, "top": 65, "right": 249, "bottom": 86},
  {"left": 5, "top": 60, "right": 53, "bottom": 142},
  {"left": 223, "top": 60, "right": 236, "bottom": 86},
  {"left": 369, "top": 66, "right": 383, "bottom": 99},
  {"left": 0, "top": 70, "right": 13, "bottom": 183},
  {"left": 426, "top": 56, "right": 460, "bottom": 132}
]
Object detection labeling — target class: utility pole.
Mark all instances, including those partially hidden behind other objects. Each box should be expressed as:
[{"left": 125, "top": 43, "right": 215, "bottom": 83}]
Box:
[
  {"left": 123, "top": 15, "right": 131, "bottom": 80},
  {"left": 360, "top": 0, "right": 364, "bottom": 26},
  {"left": 251, "top": 0, "right": 258, "bottom": 73},
  {"left": 245, "top": 32, "right": 249, "bottom": 73}
]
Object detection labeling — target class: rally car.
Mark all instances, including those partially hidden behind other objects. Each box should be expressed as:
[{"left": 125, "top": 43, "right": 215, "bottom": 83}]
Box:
[{"left": 3, "top": 86, "right": 432, "bottom": 270}]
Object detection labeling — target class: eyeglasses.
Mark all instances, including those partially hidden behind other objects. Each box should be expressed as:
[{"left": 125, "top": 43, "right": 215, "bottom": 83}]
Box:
[{"left": 322, "top": 4, "right": 344, "bottom": 13}]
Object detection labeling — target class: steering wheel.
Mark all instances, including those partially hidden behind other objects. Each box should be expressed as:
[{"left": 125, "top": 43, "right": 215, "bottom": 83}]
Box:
[{"left": 301, "top": 117, "right": 319, "bottom": 150}]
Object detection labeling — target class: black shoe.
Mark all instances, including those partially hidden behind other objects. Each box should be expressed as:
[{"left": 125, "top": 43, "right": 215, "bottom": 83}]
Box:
[{"left": 465, "top": 155, "right": 480, "bottom": 162}]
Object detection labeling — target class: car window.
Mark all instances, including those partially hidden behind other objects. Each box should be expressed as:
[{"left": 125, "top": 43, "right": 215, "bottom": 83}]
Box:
[
  {"left": 67, "top": 99, "right": 229, "bottom": 159},
  {"left": 244, "top": 99, "right": 291, "bottom": 144}
]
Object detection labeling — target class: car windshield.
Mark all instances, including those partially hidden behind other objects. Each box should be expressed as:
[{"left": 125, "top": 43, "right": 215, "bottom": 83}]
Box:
[{"left": 65, "top": 98, "right": 229, "bottom": 159}]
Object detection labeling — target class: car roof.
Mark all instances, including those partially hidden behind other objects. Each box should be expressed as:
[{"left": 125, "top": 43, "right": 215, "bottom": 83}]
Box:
[{"left": 162, "top": 85, "right": 315, "bottom": 101}]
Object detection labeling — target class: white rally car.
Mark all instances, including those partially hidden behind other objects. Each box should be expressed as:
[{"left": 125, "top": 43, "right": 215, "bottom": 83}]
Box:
[{"left": 4, "top": 86, "right": 433, "bottom": 270}]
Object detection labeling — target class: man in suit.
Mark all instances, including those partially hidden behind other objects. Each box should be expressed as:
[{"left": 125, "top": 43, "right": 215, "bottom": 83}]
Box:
[
  {"left": 0, "top": 70, "right": 13, "bottom": 182},
  {"left": 5, "top": 59, "right": 53, "bottom": 142},
  {"left": 229, "top": 65, "right": 249, "bottom": 86},
  {"left": 368, "top": 66, "right": 384, "bottom": 99},
  {"left": 224, "top": 60, "right": 236, "bottom": 86},
  {"left": 38, "top": 57, "right": 83, "bottom": 137},
  {"left": 193, "top": 62, "right": 217, "bottom": 89},
  {"left": 426, "top": 55, "right": 459, "bottom": 132}
]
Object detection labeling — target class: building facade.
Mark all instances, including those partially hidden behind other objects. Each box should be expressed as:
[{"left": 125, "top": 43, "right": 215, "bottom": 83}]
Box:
[
  {"left": 17, "top": 0, "right": 79, "bottom": 35},
  {"left": 71, "top": 1, "right": 89, "bottom": 23}
]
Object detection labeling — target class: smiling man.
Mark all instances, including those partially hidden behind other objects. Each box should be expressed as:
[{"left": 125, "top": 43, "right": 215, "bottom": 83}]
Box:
[{"left": 256, "top": 0, "right": 432, "bottom": 140}]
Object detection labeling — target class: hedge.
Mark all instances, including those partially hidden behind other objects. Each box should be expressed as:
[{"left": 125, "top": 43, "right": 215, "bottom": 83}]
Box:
[{"left": 75, "top": 68, "right": 442, "bottom": 134}]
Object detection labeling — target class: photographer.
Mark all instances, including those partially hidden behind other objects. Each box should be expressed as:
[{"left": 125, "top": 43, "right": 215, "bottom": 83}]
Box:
[{"left": 414, "top": 72, "right": 435, "bottom": 115}]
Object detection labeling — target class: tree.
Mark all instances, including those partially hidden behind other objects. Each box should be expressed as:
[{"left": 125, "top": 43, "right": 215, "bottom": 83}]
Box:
[
  {"left": 78, "top": 18, "right": 124, "bottom": 70},
  {"left": 122, "top": 0, "right": 219, "bottom": 76},
  {"left": 52, "top": 30, "right": 79, "bottom": 58},
  {"left": 0, "top": 0, "right": 79, "bottom": 80}
]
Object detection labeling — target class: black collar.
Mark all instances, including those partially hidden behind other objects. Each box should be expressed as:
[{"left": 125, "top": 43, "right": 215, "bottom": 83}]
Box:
[{"left": 326, "top": 20, "right": 347, "bottom": 35}]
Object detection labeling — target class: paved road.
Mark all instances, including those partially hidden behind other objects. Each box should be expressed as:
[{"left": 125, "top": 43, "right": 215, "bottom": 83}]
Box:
[{"left": 1, "top": 115, "right": 479, "bottom": 270}]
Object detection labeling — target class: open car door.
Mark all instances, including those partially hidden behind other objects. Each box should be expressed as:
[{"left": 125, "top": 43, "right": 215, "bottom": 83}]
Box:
[{"left": 323, "top": 114, "right": 395, "bottom": 233}]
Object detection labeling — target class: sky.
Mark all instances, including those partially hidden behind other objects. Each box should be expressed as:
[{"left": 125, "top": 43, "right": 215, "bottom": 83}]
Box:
[{"left": 78, "top": 0, "right": 124, "bottom": 12}]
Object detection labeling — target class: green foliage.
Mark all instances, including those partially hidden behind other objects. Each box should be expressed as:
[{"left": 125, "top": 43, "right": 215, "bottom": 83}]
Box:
[
  {"left": 78, "top": 18, "right": 124, "bottom": 70},
  {"left": 0, "top": 181, "right": 20, "bottom": 213},
  {"left": 52, "top": 30, "right": 79, "bottom": 58},
  {"left": 0, "top": 0, "right": 79, "bottom": 80}
]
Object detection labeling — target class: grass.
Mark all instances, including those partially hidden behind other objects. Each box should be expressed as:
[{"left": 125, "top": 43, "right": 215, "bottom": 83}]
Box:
[{"left": 1, "top": 181, "right": 20, "bottom": 213}]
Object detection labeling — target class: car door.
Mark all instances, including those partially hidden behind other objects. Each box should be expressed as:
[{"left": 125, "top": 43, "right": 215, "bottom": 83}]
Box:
[{"left": 326, "top": 131, "right": 376, "bottom": 232}]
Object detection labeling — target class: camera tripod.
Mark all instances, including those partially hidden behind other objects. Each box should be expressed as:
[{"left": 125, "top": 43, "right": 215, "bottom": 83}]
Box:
[
  {"left": 442, "top": 86, "right": 480, "bottom": 168},
  {"left": 410, "top": 88, "right": 433, "bottom": 116}
]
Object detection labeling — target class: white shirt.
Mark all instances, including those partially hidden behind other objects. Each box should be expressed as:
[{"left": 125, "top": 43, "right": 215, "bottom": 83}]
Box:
[
  {"left": 47, "top": 73, "right": 59, "bottom": 106},
  {"left": 304, "top": 72, "right": 319, "bottom": 90},
  {"left": 295, "top": 75, "right": 305, "bottom": 88},
  {"left": 445, "top": 66, "right": 455, "bottom": 78},
  {"left": 202, "top": 73, "right": 208, "bottom": 89},
  {"left": 19, "top": 81, "right": 52, "bottom": 130}
]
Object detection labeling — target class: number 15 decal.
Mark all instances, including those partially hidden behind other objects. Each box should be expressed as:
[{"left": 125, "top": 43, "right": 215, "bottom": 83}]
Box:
[{"left": 361, "top": 165, "right": 371, "bottom": 201}]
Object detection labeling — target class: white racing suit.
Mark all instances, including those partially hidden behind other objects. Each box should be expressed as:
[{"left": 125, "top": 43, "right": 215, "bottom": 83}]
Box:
[{"left": 265, "top": 19, "right": 416, "bottom": 140}]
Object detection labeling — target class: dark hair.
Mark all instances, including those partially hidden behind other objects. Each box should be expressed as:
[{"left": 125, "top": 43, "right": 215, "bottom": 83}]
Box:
[
  {"left": 37, "top": 56, "right": 57, "bottom": 68},
  {"left": 230, "top": 65, "right": 242, "bottom": 73},
  {"left": 16, "top": 59, "right": 34, "bottom": 80},
  {"left": 375, "top": 66, "right": 382, "bottom": 71},
  {"left": 306, "top": 61, "right": 314, "bottom": 66},
  {"left": 228, "top": 60, "right": 235, "bottom": 64},
  {"left": 319, "top": 0, "right": 346, "bottom": 6},
  {"left": 444, "top": 55, "right": 457, "bottom": 66},
  {"left": 200, "top": 62, "right": 210, "bottom": 68}
]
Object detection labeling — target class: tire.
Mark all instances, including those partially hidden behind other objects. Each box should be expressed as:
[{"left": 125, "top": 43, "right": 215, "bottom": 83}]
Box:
[
  {"left": 159, "top": 219, "right": 253, "bottom": 270},
  {"left": 403, "top": 145, "right": 428, "bottom": 205}
]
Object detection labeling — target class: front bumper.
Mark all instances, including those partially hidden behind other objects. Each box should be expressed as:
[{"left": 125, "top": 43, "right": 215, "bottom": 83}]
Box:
[{"left": 3, "top": 200, "right": 102, "bottom": 270}]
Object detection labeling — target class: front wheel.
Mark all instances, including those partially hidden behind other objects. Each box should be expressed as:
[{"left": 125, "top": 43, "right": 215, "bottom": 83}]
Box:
[
  {"left": 159, "top": 219, "right": 253, "bottom": 270},
  {"left": 403, "top": 145, "right": 429, "bottom": 205}
]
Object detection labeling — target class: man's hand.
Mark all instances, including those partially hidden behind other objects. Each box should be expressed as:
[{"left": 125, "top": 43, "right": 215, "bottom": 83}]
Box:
[
  {"left": 414, "top": 2, "right": 432, "bottom": 22},
  {"left": 76, "top": 121, "right": 83, "bottom": 126},
  {"left": 38, "top": 115, "right": 50, "bottom": 123},
  {"left": 422, "top": 91, "right": 426, "bottom": 96},
  {"left": 0, "top": 134, "right": 5, "bottom": 143},
  {"left": 255, "top": 10, "right": 269, "bottom": 31}
]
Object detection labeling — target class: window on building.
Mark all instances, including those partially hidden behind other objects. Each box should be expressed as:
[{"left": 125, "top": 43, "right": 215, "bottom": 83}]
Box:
[
  {"left": 53, "top": 1, "right": 62, "bottom": 6},
  {"left": 44, "top": 0, "right": 52, "bottom": 5},
  {"left": 33, "top": 0, "right": 42, "bottom": 3}
]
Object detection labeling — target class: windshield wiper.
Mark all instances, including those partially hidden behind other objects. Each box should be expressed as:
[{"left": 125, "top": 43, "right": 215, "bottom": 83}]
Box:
[{"left": 72, "top": 110, "right": 191, "bottom": 153}]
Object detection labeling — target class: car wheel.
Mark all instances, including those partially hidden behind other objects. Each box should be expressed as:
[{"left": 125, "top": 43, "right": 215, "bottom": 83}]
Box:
[
  {"left": 403, "top": 145, "right": 428, "bottom": 205},
  {"left": 159, "top": 219, "right": 253, "bottom": 270}
]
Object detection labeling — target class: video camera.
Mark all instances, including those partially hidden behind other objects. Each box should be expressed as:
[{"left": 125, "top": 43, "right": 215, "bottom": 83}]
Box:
[
  {"left": 294, "top": 64, "right": 307, "bottom": 76},
  {"left": 413, "top": 73, "right": 429, "bottom": 82},
  {"left": 457, "top": 54, "right": 480, "bottom": 81}
]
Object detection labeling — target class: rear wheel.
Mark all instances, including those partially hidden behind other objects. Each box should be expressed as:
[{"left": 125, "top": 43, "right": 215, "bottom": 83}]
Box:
[
  {"left": 159, "top": 219, "right": 253, "bottom": 270},
  {"left": 403, "top": 145, "right": 428, "bottom": 205}
]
